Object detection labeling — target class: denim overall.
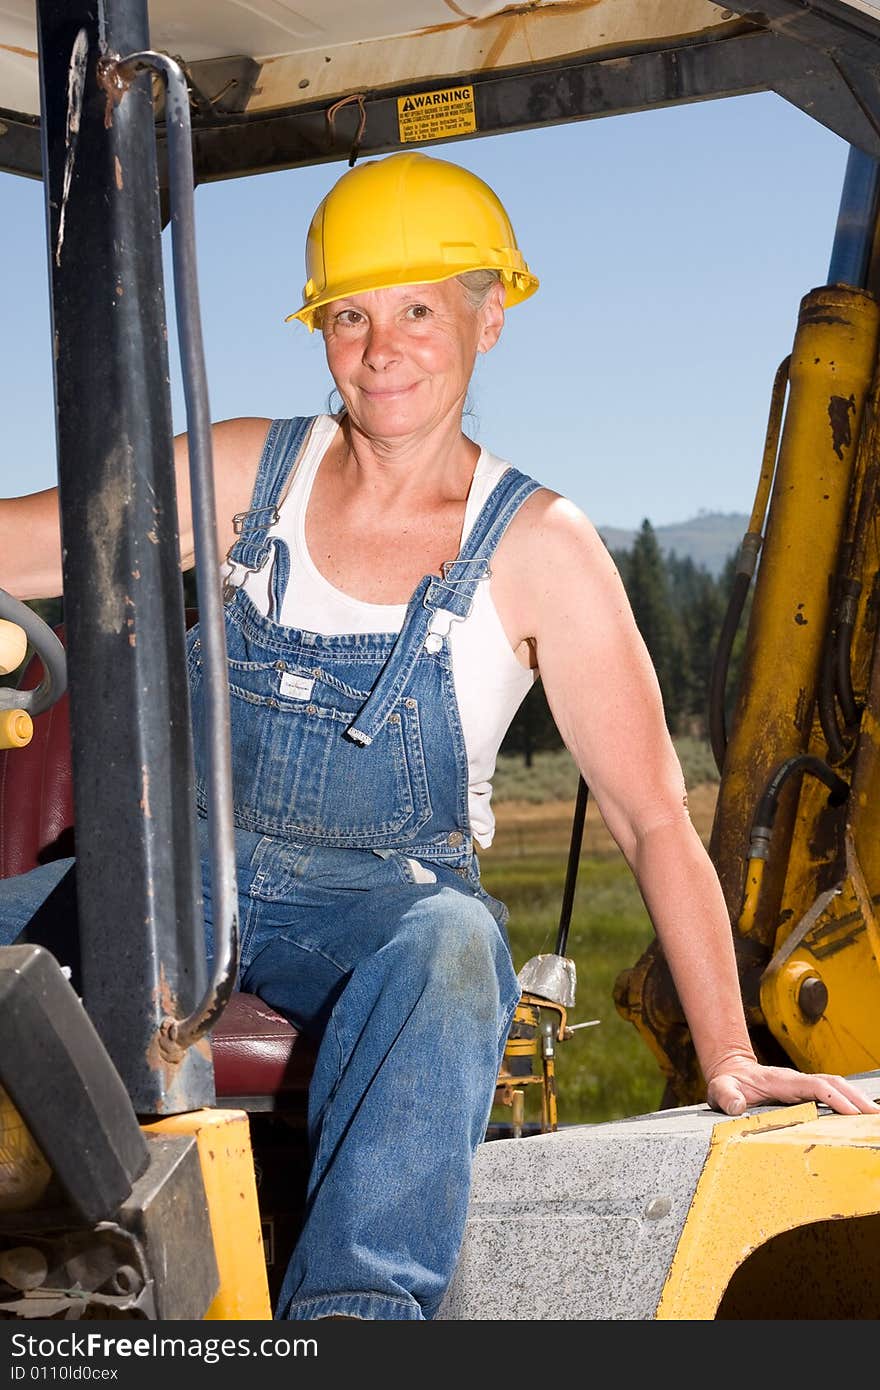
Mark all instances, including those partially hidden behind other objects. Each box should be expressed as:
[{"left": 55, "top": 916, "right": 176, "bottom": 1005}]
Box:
[
  {"left": 195, "top": 417, "right": 544, "bottom": 1320},
  {"left": 0, "top": 416, "right": 542, "bottom": 1322}
]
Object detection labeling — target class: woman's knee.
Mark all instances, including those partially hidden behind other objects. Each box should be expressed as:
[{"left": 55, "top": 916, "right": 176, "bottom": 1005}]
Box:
[{"left": 394, "top": 886, "right": 516, "bottom": 1016}]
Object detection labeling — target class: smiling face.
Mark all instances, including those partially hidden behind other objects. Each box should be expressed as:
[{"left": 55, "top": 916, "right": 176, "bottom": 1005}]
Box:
[{"left": 321, "top": 278, "right": 504, "bottom": 444}]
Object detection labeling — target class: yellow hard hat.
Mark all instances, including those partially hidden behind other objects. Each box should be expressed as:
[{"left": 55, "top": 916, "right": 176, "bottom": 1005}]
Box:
[{"left": 287, "top": 151, "right": 539, "bottom": 331}]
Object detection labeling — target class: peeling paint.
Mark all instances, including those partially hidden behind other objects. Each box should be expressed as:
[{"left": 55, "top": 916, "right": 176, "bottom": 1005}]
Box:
[
  {"left": 415, "top": 0, "right": 604, "bottom": 44},
  {"left": 828, "top": 393, "right": 856, "bottom": 460},
  {"left": 96, "top": 54, "right": 134, "bottom": 130},
  {"left": 114, "top": 154, "right": 123, "bottom": 189},
  {"left": 55, "top": 29, "right": 89, "bottom": 269},
  {"left": 87, "top": 444, "right": 131, "bottom": 632},
  {"left": 140, "top": 763, "right": 151, "bottom": 818}
]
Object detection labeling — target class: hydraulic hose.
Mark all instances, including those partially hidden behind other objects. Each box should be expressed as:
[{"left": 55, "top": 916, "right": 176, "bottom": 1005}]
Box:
[
  {"left": 817, "top": 400, "right": 880, "bottom": 758},
  {"left": 737, "top": 754, "right": 849, "bottom": 934},
  {"left": 833, "top": 442, "right": 880, "bottom": 732},
  {"left": 835, "top": 580, "right": 862, "bottom": 730},
  {"left": 818, "top": 614, "right": 849, "bottom": 764},
  {"left": 709, "top": 356, "right": 789, "bottom": 774},
  {"left": 113, "top": 51, "right": 238, "bottom": 1050},
  {"left": 555, "top": 775, "right": 589, "bottom": 958}
]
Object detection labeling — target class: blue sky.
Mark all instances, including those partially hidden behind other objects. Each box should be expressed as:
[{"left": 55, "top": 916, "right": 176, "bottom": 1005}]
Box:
[{"left": 1, "top": 89, "right": 851, "bottom": 529}]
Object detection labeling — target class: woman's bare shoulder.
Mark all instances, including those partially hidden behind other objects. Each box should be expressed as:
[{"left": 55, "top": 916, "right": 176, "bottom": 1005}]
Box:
[
  {"left": 491, "top": 484, "right": 624, "bottom": 650},
  {"left": 502, "top": 484, "right": 617, "bottom": 572},
  {"left": 211, "top": 416, "right": 274, "bottom": 457},
  {"left": 174, "top": 417, "right": 274, "bottom": 567}
]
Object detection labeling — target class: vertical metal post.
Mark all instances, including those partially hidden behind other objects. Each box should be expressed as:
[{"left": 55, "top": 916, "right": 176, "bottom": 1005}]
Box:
[
  {"left": 827, "top": 145, "right": 880, "bottom": 291},
  {"left": 36, "top": 0, "right": 213, "bottom": 1113}
]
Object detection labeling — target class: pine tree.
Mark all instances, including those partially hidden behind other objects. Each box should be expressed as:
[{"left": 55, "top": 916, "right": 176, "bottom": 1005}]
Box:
[
  {"left": 667, "top": 553, "right": 725, "bottom": 734},
  {"left": 622, "top": 520, "right": 689, "bottom": 730}
]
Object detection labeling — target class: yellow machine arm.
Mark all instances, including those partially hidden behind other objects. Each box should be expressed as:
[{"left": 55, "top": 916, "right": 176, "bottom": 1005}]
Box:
[{"left": 616, "top": 278, "right": 880, "bottom": 1102}]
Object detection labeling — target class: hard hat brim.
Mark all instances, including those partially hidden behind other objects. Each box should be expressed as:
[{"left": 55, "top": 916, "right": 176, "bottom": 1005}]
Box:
[{"left": 286, "top": 265, "right": 539, "bottom": 331}]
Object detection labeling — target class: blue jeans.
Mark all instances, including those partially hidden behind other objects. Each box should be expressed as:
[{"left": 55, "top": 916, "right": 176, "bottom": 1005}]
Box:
[
  {"left": 0, "top": 825, "right": 520, "bottom": 1321},
  {"left": 0, "top": 423, "right": 537, "bottom": 1318}
]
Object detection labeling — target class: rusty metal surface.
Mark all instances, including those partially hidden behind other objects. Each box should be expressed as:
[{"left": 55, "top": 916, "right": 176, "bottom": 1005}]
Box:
[
  {"left": 6, "top": 5, "right": 880, "bottom": 181},
  {"left": 0, "top": 2, "right": 744, "bottom": 120}
]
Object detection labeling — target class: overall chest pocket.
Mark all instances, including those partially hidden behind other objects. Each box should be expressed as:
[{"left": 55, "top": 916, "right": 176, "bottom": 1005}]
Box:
[{"left": 190, "top": 649, "right": 432, "bottom": 844}]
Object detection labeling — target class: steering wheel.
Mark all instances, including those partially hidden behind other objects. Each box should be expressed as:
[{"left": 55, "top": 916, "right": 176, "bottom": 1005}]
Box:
[{"left": 0, "top": 589, "right": 67, "bottom": 746}]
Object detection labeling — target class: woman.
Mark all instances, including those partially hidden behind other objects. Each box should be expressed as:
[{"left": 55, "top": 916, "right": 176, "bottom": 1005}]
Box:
[{"left": 0, "top": 151, "right": 876, "bottom": 1322}]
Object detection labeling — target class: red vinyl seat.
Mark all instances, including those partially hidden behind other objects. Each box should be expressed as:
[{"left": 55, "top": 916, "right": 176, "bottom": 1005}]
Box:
[{"left": 0, "top": 625, "right": 316, "bottom": 1108}]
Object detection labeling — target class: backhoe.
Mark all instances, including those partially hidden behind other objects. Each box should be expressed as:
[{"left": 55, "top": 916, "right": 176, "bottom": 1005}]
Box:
[{"left": 1, "top": 0, "right": 879, "bottom": 1320}]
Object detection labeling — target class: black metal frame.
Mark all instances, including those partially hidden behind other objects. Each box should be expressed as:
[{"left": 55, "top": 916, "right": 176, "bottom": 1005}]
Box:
[
  {"left": 6, "top": 6, "right": 880, "bottom": 186},
  {"left": 36, "top": 0, "right": 209, "bottom": 1114}
]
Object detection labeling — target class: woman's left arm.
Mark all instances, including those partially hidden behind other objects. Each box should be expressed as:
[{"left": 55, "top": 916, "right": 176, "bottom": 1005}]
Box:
[{"left": 506, "top": 493, "right": 879, "bottom": 1117}]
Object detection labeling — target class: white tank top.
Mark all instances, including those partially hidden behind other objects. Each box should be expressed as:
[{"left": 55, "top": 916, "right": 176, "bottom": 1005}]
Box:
[{"left": 224, "top": 415, "right": 537, "bottom": 847}]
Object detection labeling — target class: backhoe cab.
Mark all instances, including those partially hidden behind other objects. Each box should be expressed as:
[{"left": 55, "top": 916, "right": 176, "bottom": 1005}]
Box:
[{"left": 1, "top": 0, "right": 880, "bottom": 1321}]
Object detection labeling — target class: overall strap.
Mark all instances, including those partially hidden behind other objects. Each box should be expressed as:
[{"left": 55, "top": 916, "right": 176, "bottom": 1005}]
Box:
[
  {"left": 346, "top": 466, "right": 543, "bottom": 746},
  {"left": 422, "top": 467, "right": 542, "bottom": 621},
  {"left": 227, "top": 416, "right": 316, "bottom": 573}
]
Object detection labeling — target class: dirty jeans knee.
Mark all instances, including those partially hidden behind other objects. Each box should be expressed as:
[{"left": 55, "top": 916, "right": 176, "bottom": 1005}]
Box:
[{"left": 275, "top": 881, "right": 520, "bottom": 1322}]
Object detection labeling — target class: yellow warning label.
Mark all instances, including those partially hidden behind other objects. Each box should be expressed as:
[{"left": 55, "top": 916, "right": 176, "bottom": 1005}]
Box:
[{"left": 397, "top": 86, "right": 477, "bottom": 144}]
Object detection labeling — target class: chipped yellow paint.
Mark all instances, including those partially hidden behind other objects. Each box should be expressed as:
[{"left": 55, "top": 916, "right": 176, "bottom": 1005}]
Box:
[
  {"left": 145, "top": 1109, "right": 271, "bottom": 1320},
  {"left": 657, "top": 1105, "right": 880, "bottom": 1318}
]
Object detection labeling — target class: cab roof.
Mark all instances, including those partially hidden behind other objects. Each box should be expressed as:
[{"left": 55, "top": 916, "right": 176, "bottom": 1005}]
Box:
[{"left": 3, "top": 1, "right": 880, "bottom": 180}]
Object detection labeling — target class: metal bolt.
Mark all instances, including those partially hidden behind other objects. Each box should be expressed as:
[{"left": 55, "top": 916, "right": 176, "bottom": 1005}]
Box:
[
  {"left": 797, "top": 973, "right": 828, "bottom": 1021},
  {"left": 108, "top": 1264, "right": 143, "bottom": 1296}
]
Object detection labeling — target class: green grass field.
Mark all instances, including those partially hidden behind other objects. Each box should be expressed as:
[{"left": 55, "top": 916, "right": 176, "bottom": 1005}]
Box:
[{"left": 480, "top": 743, "right": 718, "bottom": 1128}]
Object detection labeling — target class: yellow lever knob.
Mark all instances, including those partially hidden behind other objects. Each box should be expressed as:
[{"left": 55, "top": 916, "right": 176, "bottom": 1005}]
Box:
[{"left": 0, "top": 709, "right": 33, "bottom": 750}]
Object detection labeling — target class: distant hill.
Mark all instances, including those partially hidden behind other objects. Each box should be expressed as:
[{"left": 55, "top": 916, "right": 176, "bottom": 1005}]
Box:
[{"left": 597, "top": 511, "right": 748, "bottom": 577}]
